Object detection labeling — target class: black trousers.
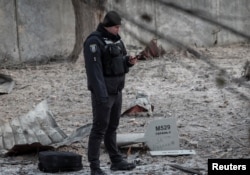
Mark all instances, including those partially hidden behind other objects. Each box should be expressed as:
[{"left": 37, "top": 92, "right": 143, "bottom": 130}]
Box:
[{"left": 88, "top": 92, "right": 123, "bottom": 170}]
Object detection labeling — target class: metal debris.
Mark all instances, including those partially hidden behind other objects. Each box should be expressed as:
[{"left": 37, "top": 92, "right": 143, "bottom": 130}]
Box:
[
  {"left": 122, "top": 91, "right": 154, "bottom": 116},
  {"left": 52, "top": 123, "right": 92, "bottom": 148},
  {"left": 116, "top": 133, "right": 145, "bottom": 147},
  {"left": 138, "top": 38, "right": 166, "bottom": 60},
  {"left": 0, "top": 100, "right": 92, "bottom": 156},
  {"left": 0, "top": 100, "right": 67, "bottom": 155},
  {"left": 116, "top": 118, "right": 190, "bottom": 153},
  {"left": 0, "top": 73, "right": 15, "bottom": 94}
]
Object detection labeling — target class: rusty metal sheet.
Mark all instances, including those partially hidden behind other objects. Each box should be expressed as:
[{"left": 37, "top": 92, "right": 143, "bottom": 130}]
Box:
[{"left": 139, "top": 39, "right": 166, "bottom": 60}]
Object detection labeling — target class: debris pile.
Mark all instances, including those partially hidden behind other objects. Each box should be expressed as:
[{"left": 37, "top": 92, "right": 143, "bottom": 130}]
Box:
[
  {"left": 0, "top": 100, "right": 92, "bottom": 156},
  {"left": 122, "top": 91, "right": 154, "bottom": 116},
  {"left": 137, "top": 38, "right": 166, "bottom": 60}
]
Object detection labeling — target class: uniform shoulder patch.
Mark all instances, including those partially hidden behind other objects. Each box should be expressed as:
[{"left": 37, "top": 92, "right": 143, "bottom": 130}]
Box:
[{"left": 89, "top": 44, "right": 97, "bottom": 53}]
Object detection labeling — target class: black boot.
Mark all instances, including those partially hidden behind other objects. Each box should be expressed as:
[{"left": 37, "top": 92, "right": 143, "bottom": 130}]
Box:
[
  {"left": 91, "top": 168, "right": 107, "bottom": 175},
  {"left": 110, "top": 160, "right": 136, "bottom": 171}
]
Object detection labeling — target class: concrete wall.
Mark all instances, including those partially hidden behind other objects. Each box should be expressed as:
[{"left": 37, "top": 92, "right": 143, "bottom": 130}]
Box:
[
  {"left": 16, "top": 0, "right": 75, "bottom": 62},
  {"left": 113, "top": 0, "right": 250, "bottom": 49},
  {"left": 0, "top": 0, "right": 250, "bottom": 63},
  {"left": 0, "top": 0, "right": 19, "bottom": 61},
  {"left": 0, "top": 0, "right": 75, "bottom": 63}
]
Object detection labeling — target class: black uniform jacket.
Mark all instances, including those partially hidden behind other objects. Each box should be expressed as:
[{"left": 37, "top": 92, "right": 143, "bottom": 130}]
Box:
[{"left": 84, "top": 23, "right": 133, "bottom": 103}]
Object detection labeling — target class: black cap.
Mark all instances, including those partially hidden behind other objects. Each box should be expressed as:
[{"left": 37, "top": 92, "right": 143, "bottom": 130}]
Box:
[{"left": 103, "top": 11, "right": 121, "bottom": 27}]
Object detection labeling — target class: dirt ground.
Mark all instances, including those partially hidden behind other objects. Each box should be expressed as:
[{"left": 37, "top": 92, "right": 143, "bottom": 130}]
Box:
[{"left": 0, "top": 44, "right": 250, "bottom": 175}]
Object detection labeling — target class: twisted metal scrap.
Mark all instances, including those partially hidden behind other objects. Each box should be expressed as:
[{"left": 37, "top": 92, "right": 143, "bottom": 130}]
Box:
[
  {"left": 0, "top": 73, "right": 15, "bottom": 94},
  {"left": 122, "top": 91, "right": 154, "bottom": 116},
  {"left": 0, "top": 100, "right": 92, "bottom": 156},
  {"left": 0, "top": 100, "right": 67, "bottom": 155}
]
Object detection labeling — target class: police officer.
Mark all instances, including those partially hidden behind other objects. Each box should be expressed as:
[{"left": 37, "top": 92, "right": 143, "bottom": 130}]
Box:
[{"left": 83, "top": 11, "right": 137, "bottom": 175}]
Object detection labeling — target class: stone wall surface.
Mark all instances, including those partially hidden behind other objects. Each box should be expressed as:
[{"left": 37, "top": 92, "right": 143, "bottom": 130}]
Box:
[
  {"left": 0, "top": 0, "right": 75, "bottom": 62},
  {"left": 0, "top": 0, "right": 250, "bottom": 63},
  {"left": 16, "top": 0, "right": 75, "bottom": 62},
  {"left": 0, "top": 0, "right": 19, "bottom": 61},
  {"left": 115, "top": 0, "right": 250, "bottom": 49}
]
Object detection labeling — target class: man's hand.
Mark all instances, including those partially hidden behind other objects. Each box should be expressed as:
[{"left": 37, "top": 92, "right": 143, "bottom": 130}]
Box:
[{"left": 128, "top": 56, "right": 138, "bottom": 65}]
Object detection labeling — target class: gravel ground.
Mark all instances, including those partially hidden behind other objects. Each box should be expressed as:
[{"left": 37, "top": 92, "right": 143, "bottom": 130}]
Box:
[{"left": 0, "top": 44, "right": 250, "bottom": 174}]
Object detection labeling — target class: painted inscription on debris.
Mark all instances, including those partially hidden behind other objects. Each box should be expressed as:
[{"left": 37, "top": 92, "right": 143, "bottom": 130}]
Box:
[{"left": 144, "top": 118, "right": 180, "bottom": 150}]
